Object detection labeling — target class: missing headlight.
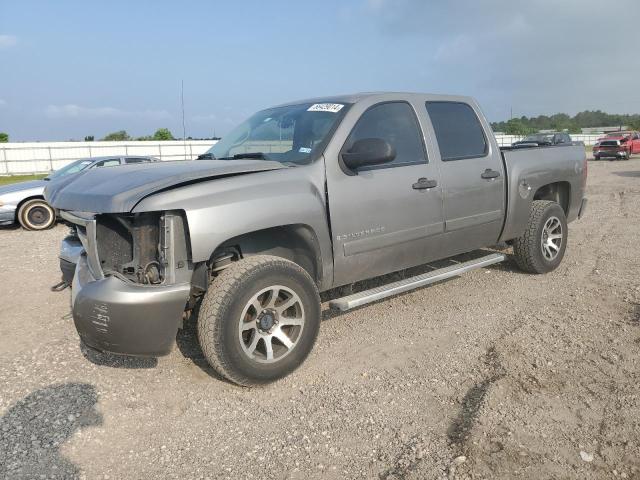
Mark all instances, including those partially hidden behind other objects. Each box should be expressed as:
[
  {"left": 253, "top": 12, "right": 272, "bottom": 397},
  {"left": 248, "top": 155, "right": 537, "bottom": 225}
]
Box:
[{"left": 95, "top": 211, "right": 190, "bottom": 286}]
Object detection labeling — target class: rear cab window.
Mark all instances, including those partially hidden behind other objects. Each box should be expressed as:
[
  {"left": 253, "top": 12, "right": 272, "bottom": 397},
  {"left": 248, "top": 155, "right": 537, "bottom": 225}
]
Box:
[
  {"left": 425, "top": 101, "right": 487, "bottom": 161},
  {"left": 125, "top": 157, "right": 149, "bottom": 164}
]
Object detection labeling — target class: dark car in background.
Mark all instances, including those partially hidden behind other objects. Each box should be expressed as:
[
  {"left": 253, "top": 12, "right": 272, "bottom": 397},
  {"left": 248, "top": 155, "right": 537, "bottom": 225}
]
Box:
[
  {"left": 0, "top": 156, "right": 158, "bottom": 230},
  {"left": 511, "top": 132, "right": 573, "bottom": 149},
  {"left": 593, "top": 131, "right": 640, "bottom": 160}
]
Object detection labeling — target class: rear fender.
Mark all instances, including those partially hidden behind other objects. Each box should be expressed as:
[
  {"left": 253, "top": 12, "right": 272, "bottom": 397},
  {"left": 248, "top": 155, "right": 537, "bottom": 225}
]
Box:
[{"left": 499, "top": 145, "right": 585, "bottom": 242}]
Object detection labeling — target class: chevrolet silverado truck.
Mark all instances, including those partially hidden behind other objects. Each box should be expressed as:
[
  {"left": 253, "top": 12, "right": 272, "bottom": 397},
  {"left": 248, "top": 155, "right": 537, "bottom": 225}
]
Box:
[{"left": 45, "top": 93, "right": 588, "bottom": 386}]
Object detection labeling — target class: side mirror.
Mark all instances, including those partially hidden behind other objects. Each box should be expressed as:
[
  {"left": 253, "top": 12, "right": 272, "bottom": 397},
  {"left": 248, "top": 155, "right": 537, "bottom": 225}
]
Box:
[{"left": 341, "top": 138, "right": 396, "bottom": 172}]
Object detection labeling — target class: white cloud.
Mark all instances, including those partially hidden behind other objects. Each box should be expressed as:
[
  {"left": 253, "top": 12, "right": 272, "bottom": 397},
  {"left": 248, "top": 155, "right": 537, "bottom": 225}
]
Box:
[
  {"left": 365, "top": 0, "right": 640, "bottom": 117},
  {"left": 0, "top": 34, "right": 17, "bottom": 49},
  {"left": 0, "top": 99, "right": 6, "bottom": 107},
  {"left": 44, "top": 104, "right": 171, "bottom": 120}
]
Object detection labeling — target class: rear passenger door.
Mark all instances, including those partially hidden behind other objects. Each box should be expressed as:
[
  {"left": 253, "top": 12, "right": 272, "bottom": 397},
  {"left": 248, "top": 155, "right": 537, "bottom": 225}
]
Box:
[{"left": 425, "top": 101, "right": 505, "bottom": 249}]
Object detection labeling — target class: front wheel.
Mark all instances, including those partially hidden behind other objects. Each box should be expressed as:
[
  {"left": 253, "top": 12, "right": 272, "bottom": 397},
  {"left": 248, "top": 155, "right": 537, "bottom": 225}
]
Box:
[
  {"left": 513, "top": 200, "right": 568, "bottom": 274},
  {"left": 197, "top": 255, "right": 321, "bottom": 386},
  {"left": 17, "top": 199, "right": 56, "bottom": 230}
]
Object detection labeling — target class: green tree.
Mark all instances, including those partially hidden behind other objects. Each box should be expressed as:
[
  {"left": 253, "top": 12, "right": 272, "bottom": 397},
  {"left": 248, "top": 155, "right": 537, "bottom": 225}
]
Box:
[
  {"left": 503, "top": 119, "right": 535, "bottom": 135},
  {"left": 102, "top": 130, "right": 130, "bottom": 141},
  {"left": 84, "top": 135, "right": 94, "bottom": 141},
  {"left": 0, "top": 132, "right": 8, "bottom": 143},
  {"left": 152, "top": 128, "right": 175, "bottom": 141}
]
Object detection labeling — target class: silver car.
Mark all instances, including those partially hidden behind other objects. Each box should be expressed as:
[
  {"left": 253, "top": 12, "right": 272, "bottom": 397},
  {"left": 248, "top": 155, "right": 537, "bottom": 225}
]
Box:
[{"left": 0, "top": 156, "right": 158, "bottom": 230}]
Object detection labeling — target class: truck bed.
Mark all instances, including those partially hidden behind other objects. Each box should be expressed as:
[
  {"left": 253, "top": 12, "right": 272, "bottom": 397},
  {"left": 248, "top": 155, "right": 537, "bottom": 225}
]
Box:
[{"left": 498, "top": 143, "right": 586, "bottom": 243}]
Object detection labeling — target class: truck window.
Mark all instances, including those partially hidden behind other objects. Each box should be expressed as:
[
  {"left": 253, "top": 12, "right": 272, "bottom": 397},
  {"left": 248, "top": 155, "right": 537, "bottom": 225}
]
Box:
[
  {"left": 343, "top": 102, "right": 426, "bottom": 168},
  {"left": 125, "top": 157, "right": 147, "bottom": 164},
  {"left": 94, "top": 159, "right": 121, "bottom": 168},
  {"left": 425, "top": 101, "right": 487, "bottom": 161}
]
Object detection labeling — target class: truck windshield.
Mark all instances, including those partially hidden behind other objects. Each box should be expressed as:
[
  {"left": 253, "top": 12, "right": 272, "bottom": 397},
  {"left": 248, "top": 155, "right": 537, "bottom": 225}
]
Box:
[{"left": 202, "top": 102, "right": 350, "bottom": 165}]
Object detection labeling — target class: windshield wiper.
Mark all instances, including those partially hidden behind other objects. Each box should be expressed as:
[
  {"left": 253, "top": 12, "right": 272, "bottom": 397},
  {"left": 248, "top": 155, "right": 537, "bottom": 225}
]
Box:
[{"left": 219, "top": 152, "right": 268, "bottom": 160}]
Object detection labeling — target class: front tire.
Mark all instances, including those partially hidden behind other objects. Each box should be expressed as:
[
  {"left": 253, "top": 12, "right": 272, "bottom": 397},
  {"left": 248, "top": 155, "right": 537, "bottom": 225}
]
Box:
[
  {"left": 197, "top": 255, "right": 321, "bottom": 386},
  {"left": 17, "top": 199, "right": 56, "bottom": 230},
  {"left": 513, "top": 200, "right": 567, "bottom": 274}
]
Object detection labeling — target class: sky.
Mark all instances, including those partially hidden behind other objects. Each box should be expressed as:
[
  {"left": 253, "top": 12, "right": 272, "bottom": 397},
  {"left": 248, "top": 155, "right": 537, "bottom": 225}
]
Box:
[{"left": 0, "top": 0, "right": 639, "bottom": 141}]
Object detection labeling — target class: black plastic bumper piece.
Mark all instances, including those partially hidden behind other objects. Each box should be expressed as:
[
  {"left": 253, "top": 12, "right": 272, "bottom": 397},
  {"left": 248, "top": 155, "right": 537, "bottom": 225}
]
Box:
[
  {"left": 72, "top": 254, "right": 191, "bottom": 357},
  {"left": 60, "top": 258, "right": 76, "bottom": 285},
  {"left": 578, "top": 198, "right": 588, "bottom": 219}
]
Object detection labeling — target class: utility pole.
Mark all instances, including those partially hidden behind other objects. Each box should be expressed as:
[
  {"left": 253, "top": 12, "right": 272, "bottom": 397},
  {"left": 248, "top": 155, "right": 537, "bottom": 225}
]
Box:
[{"left": 181, "top": 80, "right": 187, "bottom": 158}]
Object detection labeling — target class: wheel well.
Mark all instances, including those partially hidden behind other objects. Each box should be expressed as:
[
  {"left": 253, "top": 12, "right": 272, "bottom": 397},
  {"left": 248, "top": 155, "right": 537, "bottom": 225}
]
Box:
[
  {"left": 210, "top": 224, "right": 323, "bottom": 284},
  {"left": 15, "top": 195, "right": 46, "bottom": 221},
  {"left": 533, "top": 182, "right": 570, "bottom": 214}
]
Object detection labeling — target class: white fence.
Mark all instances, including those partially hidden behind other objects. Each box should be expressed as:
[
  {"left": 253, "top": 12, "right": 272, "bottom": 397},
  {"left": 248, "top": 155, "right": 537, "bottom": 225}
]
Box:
[
  {"left": 493, "top": 134, "right": 601, "bottom": 147},
  {"left": 0, "top": 134, "right": 601, "bottom": 175},
  {"left": 0, "top": 140, "right": 218, "bottom": 175}
]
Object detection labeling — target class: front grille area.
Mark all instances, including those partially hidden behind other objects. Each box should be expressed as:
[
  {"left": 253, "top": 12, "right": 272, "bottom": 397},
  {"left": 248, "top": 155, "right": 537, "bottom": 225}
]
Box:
[
  {"left": 95, "top": 213, "right": 162, "bottom": 283},
  {"left": 96, "top": 215, "right": 134, "bottom": 268}
]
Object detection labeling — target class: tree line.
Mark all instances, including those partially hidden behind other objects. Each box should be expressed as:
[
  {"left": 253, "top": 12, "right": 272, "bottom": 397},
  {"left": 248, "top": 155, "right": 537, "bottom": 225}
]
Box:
[
  {"left": 492, "top": 111, "right": 640, "bottom": 135},
  {"left": 95, "top": 128, "right": 176, "bottom": 141}
]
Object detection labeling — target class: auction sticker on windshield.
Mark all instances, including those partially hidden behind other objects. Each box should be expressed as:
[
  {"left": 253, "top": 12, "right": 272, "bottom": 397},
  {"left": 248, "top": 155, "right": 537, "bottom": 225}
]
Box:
[{"left": 307, "top": 103, "right": 344, "bottom": 113}]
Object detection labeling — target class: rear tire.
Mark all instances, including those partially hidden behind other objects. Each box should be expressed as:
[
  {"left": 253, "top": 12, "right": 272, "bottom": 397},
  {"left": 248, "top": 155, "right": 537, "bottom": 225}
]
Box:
[
  {"left": 197, "top": 255, "right": 321, "bottom": 386},
  {"left": 17, "top": 199, "right": 56, "bottom": 230},
  {"left": 513, "top": 200, "right": 567, "bottom": 274},
  {"left": 593, "top": 155, "right": 600, "bottom": 161}
]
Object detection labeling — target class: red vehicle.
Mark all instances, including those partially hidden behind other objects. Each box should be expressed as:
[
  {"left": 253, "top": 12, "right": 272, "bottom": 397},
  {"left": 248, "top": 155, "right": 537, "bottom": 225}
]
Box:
[{"left": 593, "top": 131, "right": 640, "bottom": 160}]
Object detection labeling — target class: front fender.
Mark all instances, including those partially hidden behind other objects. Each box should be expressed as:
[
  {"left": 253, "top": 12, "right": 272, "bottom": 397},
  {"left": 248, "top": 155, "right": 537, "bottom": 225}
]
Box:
[{"left": 133, "top": 162, "right": 334, "bottom": 288}]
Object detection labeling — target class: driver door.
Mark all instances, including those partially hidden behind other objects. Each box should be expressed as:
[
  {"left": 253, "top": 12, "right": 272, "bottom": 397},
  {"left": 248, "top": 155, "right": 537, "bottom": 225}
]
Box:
[{"left": 325, "top": 101, "right": 444, "bottom": 286}]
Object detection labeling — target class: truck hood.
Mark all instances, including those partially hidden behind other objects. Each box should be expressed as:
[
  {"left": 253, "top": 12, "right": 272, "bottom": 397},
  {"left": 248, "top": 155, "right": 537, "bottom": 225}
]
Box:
[
  {"left": 0, "top": 179, "right": 46, "bottom": 196},
  {"left": 45, "top": 159, "right": 286, "bottom": 213}
]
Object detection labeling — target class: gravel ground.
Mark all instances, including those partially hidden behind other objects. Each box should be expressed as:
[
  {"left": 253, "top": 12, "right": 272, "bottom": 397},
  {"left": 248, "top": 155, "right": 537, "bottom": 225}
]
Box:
[{"left": 0, "top": 159, "right": 639, "bottom": 479}]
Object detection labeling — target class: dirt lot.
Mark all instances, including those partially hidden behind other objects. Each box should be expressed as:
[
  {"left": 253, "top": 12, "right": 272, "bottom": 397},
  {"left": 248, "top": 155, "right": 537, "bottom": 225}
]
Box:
[{"left": 0, "top": 159, "right": 639, "bottom": 479}]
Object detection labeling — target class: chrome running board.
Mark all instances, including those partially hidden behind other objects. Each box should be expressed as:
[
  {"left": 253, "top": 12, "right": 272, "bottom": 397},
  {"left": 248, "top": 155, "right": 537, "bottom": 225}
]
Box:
[{"left": 329, "top": 253, "right": 506, "bottom": 311}]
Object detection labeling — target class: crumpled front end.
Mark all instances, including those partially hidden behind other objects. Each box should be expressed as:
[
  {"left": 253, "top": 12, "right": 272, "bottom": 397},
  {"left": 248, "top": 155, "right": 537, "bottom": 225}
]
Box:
[{"left": 62, "top": 210, "right": 193, "bottom": 356}]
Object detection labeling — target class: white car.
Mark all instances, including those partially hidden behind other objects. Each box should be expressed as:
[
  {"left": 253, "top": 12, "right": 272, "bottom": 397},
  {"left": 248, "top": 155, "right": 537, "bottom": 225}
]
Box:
[{"left": 0, "top": 156, "right": 158, "bottom": 230}]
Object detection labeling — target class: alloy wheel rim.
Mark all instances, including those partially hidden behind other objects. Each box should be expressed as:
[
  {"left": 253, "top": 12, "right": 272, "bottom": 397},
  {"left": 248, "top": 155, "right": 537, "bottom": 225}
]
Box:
[
  {"left": 238, "top": 285, "right": 305, "bottom": 363},
  {"left": 27, "top": 206, "right": 50, "bottom": 227},
  {"left": 541, "top": 216, "right": 562, "bottom": 261}
]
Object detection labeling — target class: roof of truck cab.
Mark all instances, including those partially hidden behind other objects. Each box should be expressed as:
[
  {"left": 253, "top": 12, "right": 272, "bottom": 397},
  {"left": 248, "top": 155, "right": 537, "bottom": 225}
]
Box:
[{"left": 273, "top": 92, "right": 475, "bottom": 108}]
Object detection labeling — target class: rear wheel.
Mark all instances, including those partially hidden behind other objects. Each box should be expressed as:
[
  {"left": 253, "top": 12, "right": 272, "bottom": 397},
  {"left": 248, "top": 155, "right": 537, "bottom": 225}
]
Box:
[
  {"left": 197, "top": 255, "right": 321, "bottom": 386},
  {"left": 593, "top": 155, "right": 600, "bottom": 161},
  {"left": 513, "top": 200, "right": 567, "bottom": 274},
  {"left": 17, "top": 199, "right": 56, "bottom": 230}
]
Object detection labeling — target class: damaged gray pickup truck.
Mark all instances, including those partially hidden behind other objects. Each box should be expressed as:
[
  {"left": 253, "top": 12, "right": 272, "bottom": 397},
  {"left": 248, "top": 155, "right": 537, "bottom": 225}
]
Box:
[{"left": 46, "top": 93, "right": 587, "bottom": 386}]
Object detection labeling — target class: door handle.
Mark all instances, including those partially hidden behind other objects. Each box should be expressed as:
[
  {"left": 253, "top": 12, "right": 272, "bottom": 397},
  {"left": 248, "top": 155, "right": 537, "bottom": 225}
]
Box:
[
  {"left": 481, "top": 168, "right": 501, "bottom": 179},
  {"left": 412, "top": 178, "right": 438, "bottom": 190}
]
